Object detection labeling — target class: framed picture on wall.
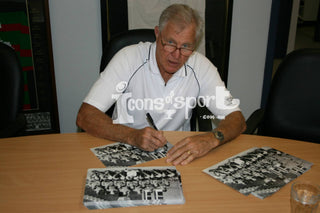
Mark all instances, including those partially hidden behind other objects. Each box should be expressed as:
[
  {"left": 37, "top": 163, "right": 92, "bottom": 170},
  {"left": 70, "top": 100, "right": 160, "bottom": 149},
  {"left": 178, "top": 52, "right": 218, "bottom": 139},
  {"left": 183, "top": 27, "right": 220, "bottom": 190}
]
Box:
[
  {"left": 100, "top": 0, "right": 233, "bottom": 84},
  {"left": 0, "top": 0, "right": 60, "bottom": 134}
]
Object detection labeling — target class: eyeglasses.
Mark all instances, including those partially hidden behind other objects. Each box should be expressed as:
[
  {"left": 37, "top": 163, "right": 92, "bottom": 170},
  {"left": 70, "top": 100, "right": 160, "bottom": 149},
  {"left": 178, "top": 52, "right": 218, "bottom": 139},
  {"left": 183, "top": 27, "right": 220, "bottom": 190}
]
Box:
[{"left": 160, "top": 34, "right": 194, "bottom": 57}]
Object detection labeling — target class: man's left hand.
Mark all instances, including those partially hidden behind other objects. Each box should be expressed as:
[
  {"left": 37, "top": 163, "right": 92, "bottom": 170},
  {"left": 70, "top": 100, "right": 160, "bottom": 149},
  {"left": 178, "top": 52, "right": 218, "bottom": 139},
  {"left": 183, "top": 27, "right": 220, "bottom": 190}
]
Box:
[{"left": 166, "top": 133, "right": 219, "bottom": 166}]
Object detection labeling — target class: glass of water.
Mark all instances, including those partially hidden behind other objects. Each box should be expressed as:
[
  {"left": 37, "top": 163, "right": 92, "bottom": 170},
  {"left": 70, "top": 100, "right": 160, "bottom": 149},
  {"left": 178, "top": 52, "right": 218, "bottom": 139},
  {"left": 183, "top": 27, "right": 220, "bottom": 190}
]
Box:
[{"left": 290, "top": 181, "right": 320, "bottom": 213}]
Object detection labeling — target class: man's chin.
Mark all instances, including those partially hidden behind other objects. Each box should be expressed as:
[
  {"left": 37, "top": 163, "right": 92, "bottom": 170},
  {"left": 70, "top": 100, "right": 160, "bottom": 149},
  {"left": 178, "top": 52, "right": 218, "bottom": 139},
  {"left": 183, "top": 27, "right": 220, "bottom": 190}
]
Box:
[{"left": 166, "top": 64, "right": 182, "bottom": 73}]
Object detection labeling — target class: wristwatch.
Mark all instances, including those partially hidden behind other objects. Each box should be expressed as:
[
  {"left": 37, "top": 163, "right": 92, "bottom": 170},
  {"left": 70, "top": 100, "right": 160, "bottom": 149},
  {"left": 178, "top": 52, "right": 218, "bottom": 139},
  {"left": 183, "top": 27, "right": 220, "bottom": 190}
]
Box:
[{"left": 212, "top": 129, "right": 224, "bottom": 143}]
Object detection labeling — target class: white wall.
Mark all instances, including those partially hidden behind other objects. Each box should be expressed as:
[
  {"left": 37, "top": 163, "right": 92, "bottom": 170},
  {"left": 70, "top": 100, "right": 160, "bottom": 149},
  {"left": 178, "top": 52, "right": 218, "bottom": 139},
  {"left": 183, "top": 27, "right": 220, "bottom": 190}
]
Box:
[
  {"left": 228, "top": 0, "right": 272, "bottom": 119},
  {"left": 49, "top": 0, "right": 272, "bottom": 133},
  {"left": 49, "top": 0, "right": 102, "bottom": 133}
]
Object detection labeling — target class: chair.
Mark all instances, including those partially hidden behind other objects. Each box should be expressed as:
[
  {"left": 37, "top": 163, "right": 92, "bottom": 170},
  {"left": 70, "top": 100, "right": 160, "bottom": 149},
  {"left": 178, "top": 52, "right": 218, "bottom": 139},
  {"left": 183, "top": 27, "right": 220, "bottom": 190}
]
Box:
[
  {"left": 0, "top": 42, "right": 26, "bottom": 138},
  {"left": 100, "top": 29, "right": 156, "bottom": 72},
  {"left": 245, "top": 48, "right": 320, "bottom": 143}
]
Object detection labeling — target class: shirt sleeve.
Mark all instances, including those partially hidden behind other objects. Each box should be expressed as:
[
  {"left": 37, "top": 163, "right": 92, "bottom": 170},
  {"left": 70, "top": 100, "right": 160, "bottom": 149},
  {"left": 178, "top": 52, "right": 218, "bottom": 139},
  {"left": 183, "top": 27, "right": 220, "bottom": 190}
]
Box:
[
  {"left": 83, "top": 45, "right": 139, "bottom": 112},
  {"left": 193, "top": 53, "right": 241, "bottom": 119}
]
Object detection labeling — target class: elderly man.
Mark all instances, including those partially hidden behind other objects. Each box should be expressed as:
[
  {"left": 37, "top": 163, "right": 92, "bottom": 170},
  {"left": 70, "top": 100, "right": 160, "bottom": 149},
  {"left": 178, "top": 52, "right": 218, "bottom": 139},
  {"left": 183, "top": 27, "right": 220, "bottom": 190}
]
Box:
[{"left": 76, "top": 4, "right": 246, "bottom": 166}]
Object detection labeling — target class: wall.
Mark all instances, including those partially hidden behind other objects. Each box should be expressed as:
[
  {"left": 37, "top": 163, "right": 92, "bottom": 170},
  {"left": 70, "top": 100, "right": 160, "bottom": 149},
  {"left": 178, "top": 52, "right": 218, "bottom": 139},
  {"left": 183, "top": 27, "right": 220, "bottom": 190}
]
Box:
[
  {"left": 49, "top": 0, "right": 102, "bottom": 133},
  {"left": 228, "top": 0, "right": 272, "bottom": 119},
  {"left": 49, "top": 0, "right": 272, "bottom": 133}
]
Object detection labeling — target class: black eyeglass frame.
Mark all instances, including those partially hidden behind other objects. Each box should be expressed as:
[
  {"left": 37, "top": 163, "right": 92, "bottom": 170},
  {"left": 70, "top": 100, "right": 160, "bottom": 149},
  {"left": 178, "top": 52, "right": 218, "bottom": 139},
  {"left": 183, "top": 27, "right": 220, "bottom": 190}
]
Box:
[{"left": 159, "top": 33, "right": 195, "bottom": 56}]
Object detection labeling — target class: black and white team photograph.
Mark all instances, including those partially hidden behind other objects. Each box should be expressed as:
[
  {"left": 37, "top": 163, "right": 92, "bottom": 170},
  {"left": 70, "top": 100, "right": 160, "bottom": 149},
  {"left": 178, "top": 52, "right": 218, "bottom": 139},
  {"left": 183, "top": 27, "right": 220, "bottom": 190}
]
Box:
[
  {"left": 91, "top": 142, "right": 173, "bottom": 167},
  {"left": 83, "top": 166, "right": 185, "bottom": 209},
  {"left": 203, "top": 147, "right": 313, "bottom": 199}
]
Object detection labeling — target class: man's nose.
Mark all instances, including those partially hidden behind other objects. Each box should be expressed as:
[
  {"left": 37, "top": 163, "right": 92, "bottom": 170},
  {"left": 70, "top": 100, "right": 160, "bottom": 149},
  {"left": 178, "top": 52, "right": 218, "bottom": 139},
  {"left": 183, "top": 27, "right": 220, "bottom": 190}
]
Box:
[{"left": 171, "top": 48, "right": 181, "bottom": 58}]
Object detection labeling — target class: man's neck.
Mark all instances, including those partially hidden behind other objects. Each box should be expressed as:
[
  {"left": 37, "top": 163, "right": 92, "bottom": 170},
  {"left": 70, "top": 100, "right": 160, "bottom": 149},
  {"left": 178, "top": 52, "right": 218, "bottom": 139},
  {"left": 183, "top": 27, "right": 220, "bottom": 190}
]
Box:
[{"left": 160, "top": 71, "right": 173, "bottom": 84}]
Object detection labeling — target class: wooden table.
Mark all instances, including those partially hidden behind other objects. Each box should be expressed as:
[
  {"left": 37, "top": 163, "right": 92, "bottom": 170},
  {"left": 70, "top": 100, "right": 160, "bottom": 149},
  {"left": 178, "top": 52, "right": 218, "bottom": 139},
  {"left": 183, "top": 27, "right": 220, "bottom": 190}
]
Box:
[{"left": 0, "top": 132, "right": 319, "bottom": 213}]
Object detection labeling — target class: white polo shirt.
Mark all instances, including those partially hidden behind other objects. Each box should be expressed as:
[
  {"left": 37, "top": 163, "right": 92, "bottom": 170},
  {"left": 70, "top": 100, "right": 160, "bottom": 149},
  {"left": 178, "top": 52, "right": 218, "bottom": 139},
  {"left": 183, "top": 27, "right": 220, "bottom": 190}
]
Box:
[{"left": 84, "top": 42, "right": 240, "bottom": 131}]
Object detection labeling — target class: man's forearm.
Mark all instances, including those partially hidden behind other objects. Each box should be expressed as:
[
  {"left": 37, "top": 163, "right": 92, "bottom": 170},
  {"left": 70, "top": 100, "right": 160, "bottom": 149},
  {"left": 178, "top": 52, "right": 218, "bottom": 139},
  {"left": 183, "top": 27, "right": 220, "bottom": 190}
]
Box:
[
  {"left": 76, "top": 103, "right": 167, "bottom": 151},
  {"left": 76, "top": 103, "right": 135, "bottom": 143},
  {"left": 213, "top": 111, "right": 247, "bottom": 145}
]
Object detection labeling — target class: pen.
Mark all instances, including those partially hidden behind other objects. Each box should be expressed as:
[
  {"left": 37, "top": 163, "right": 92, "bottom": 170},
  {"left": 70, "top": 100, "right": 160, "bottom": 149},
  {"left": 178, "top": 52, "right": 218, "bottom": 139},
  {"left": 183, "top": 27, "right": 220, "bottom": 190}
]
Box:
[
  {"left": 146, "top": 113, "right": 158, "bottom": 130},
  {"left": 146, "top": 113, "right": 170, "bottom": 151}
]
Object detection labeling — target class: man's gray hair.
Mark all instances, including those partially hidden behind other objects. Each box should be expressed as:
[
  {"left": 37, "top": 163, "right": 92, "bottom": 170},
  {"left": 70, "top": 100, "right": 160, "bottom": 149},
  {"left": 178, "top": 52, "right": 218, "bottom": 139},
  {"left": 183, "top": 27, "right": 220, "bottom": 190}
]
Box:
[{"left": 159, "top": 4, "right": 204, "bottom": 46}]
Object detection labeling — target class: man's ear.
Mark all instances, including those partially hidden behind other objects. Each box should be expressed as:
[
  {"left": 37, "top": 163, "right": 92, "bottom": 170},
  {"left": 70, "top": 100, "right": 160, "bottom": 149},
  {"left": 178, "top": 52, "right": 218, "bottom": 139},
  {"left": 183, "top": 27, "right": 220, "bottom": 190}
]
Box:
[{"left": 154, "top": 26, "right": 160, "bottom": 38}]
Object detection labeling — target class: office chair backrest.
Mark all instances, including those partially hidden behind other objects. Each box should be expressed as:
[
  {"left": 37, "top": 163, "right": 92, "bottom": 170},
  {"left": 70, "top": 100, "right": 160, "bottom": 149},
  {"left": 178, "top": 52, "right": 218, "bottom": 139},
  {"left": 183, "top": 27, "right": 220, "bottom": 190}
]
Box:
[
  {"left": 100, "top": 29, "right": 156, "bottom": 72},
  {"left": 0, "top": 42, "right": 25, "bottom": 137},
  {"left": 261, "top": 48, "right": 320, "bottom": 143}
]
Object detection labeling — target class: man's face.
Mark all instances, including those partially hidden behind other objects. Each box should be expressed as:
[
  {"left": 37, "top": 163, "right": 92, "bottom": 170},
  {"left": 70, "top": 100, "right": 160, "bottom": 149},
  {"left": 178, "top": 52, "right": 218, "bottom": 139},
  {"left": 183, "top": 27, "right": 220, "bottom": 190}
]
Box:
[{"left": 155, "top": 21, "right": 196, "bottom": 81}]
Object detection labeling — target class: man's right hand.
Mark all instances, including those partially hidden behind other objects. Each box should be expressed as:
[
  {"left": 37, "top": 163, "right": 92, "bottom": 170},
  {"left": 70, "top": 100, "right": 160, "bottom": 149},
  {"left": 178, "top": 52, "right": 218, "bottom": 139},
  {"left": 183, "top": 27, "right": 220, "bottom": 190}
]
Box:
[
  {"left": 127, "top": 127, "right": 167, "bottom": 151},
  {"left": 76, "top": 103, "right": 167, "bottom": 152}
]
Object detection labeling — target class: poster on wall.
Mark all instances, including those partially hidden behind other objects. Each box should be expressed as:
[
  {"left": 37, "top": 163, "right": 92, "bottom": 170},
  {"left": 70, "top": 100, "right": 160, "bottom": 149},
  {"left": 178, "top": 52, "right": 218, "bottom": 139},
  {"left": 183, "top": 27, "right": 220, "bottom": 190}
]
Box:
[
  {"left": 100, "top": 0, "right": 233, "bottom": 83},
  {"left": 0, "top": 0, "right": 59, "bottom": 134}
]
